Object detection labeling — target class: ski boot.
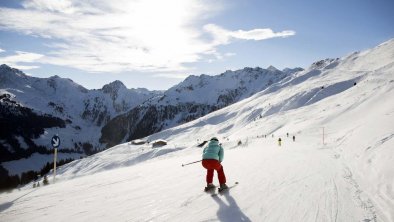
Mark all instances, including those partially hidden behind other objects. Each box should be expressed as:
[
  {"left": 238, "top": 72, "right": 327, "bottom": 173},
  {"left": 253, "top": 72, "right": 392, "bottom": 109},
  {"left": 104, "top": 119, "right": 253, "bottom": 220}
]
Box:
[
  {"left": 218, "top": 183, "right": 228, "bottom": 192},
  {"left": 204, "top": 183, "right": 215, "bottom": 192}
]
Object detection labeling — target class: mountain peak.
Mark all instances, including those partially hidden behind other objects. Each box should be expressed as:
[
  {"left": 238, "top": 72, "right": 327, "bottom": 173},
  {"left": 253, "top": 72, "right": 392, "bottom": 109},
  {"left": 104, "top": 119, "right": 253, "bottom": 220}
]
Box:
[
  {"left": 267, "top": 65, "right": 279, "bottom": 72},
  {"left": 49, "top": 75, "right": 61, "bottom": 79},
  {"left": 0, "top": 64, "right": 28, "bottom": 87},
  {"left": 101, "top": 80, "right": 128, "bottom": 100},
  {"left": 0, "top": 64, "right": 11, "bottom": 69},
  {"left": 102, "top": 80, "right": 127, "bottom": 92},
  {"left": 0, "top": 64, "right": 25, "bottom": 76}
]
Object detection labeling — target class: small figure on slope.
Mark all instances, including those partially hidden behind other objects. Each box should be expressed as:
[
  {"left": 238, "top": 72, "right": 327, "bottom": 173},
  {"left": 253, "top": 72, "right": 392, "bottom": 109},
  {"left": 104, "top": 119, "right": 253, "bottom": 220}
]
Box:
[
  {"left": 293, "top": 135, "right": 296, "bottom": 142},
  {"left": 278, "top": 138, "right": 282, "bottom": 146},
  {"left": 202, "top": 137, "right": 228, "bottom": 192}
]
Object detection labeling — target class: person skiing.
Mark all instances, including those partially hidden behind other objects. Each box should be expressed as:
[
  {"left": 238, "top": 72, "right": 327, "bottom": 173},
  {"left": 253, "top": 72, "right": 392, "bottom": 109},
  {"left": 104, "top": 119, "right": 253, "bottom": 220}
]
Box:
[
  {"left": 202, "top": 137, "right": 228, "bottom": 191},
  {"left": 278, "top": 138, "right": 282, "bottom": 146},
  {"left": 293, "top": 135, "right": 295, "bottom": 142}
]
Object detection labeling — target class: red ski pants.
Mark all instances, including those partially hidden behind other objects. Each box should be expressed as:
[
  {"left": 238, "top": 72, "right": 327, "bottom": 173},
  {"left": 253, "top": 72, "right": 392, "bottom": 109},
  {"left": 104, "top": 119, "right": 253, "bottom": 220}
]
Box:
[{"left": 202, "top": 159, "right": 226, "bottom": 184}]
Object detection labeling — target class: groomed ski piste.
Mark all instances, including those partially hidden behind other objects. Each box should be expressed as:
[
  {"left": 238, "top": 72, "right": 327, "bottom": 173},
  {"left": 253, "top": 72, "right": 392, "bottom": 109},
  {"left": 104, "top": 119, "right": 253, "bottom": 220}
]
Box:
[{"left": 1, "top": 39, "right": 393, "bottom": 221}]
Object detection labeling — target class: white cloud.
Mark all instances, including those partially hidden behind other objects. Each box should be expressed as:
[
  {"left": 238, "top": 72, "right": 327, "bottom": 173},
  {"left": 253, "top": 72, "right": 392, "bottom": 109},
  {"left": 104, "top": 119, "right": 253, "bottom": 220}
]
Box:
[
  {"left": 0, "top": 51, "right": 44, "bottom": 70},
  {"left": 224, "top": 52, "right": 236, "bottom": 57},
  {"left": 0, "top": 48, "right": 4, "bottom": 53},
  {"left": 0, "top": 0, "right": 295, "bottom": 74},
  {"left": 22, "top": 0, "right": 76, "bottom": 14},
  {"left": 232, "top": 28, "right": 295, "bottom": 40},
  {"left": 153, "top": 72, "right": 189, "bottom": 79},
  {"left": 204, "top": 24, "right": 295, "bottom": 45}
]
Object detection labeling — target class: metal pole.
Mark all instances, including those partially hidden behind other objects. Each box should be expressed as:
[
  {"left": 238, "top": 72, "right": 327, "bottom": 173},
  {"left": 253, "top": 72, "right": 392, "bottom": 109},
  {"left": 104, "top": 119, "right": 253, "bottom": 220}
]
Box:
[
  {"left": 53, "top": 148, "right": 57, "bottom": 183},
  {"left": 322, "top": 127, "right": 325, "bottom": 145},
  {"left": 182, "top": 160, "right": 202, "bottom": 167}
]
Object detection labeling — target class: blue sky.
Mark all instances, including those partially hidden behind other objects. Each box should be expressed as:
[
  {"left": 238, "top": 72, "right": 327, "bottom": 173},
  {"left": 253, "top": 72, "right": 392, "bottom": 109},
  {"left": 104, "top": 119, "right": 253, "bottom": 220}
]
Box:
[{"left": 0, "top": 0, "right": 393, "bottom": 90}]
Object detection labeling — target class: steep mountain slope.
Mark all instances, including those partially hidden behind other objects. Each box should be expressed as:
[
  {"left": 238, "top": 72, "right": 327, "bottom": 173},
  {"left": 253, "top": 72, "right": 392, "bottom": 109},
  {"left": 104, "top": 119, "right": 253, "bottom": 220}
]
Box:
[
  {"left": 0, "top": 66, "right": 162, "bottom": 175},
  {"left": 100, "top": 66, "right": 303, "bottom": 147},
  {"left": 0, "top": 39, "right": 392, "bottom": 221},
  {"left": 0, "top": 65, "right": 161, "bottom": 149},
  {"left": 0, "top": 93, "right": 66, "bottom": 162}
]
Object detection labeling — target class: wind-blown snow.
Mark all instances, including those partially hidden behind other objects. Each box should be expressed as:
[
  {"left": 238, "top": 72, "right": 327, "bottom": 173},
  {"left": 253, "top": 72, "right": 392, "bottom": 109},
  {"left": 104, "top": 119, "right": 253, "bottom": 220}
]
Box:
[{"left": 0, "top": 39, "right": 393, "bottom": 221}]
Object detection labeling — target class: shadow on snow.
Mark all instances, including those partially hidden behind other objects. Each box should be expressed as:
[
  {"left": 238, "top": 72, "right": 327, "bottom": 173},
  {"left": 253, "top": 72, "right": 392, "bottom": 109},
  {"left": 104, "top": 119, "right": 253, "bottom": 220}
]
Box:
[{"left": 211, "top": 191, "right": 252, "bottom": 222}]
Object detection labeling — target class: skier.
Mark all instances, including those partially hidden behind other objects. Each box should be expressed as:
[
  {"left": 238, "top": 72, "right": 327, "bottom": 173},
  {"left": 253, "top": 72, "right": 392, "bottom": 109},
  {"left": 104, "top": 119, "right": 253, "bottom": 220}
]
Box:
[
  {"left": 278, "top": 138, "right": 282, "bottom": 146},
  {"left": 202, "top": 137, "right": 228, "bottom": 191},
  {"left": 293, "top": 135, "right": 295, "bottom": 142}
]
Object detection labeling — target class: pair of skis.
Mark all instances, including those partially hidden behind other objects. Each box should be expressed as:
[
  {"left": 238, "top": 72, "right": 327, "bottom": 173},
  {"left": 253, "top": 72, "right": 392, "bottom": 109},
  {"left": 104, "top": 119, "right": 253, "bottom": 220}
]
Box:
[{"left": 204, "top": 182, "right": 238, "bottom": 196}]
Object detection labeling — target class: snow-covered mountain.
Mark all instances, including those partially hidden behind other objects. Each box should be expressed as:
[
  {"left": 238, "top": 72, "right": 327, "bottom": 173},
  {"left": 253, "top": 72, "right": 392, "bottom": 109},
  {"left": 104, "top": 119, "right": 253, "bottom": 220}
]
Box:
[
  {"left": 0, "top": 63, "right": 302, "bottom": 181},
  {"left": 100, "top": 66, "right": 303, "bottom": 147},
  {"left": 1, "top": 38, "right": 392, "bottom": 221},
  {"left": 0, "top": 66, "right": 162, "bottom": 171}
]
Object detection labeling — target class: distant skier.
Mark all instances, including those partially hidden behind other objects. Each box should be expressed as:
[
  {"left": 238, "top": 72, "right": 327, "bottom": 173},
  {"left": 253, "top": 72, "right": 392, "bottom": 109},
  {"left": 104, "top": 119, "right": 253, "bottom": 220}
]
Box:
[
  {"left": 286, "top": 132, "right": 289, "bottom": 137},
  {"left": 278, "top": 138, "right": 282, "bottom": 146},
  {"left": 293, "top": 135, "right": 295, "bottom": 142},
  {"left": 202, "top": 137, "right": 228, "bottom": 191}
]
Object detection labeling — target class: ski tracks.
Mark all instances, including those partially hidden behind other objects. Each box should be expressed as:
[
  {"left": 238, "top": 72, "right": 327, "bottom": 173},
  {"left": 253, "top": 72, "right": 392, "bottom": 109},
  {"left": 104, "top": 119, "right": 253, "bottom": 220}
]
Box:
[
  {"left": 308, "top": 150, "right": 377, "bottom": 222},
  {"left": 270, "top": 145, "right": 378, "bottom": 222},
  {"left": 310, "top": 175, "right": 339, "bottom": 222},
  {"left": 341, "top": 166, "right": 377, "bottom": 222},
  {"left": 328, "top": 142, "right": 378, "bottom": 221},
  {"left": 180, "top": 193, "right": 205, "bottom": 207}
]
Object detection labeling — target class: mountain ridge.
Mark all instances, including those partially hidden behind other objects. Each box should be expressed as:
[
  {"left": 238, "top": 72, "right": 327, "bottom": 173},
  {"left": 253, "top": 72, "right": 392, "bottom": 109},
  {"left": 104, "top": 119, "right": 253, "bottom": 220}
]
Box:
[
  {"left": 99, "top": 66, "right": 303, "bottom": 147},
  {"left": 0, "top": 63, "right": 303, "bottom": 178}
]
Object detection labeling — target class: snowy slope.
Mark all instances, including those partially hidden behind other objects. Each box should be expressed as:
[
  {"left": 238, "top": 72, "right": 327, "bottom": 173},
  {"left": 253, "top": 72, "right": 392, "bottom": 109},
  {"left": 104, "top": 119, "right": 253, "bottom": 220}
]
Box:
[
  {"left": 100, "top": 66, "right": 302, "bottom": 147},
  {"left": 0, "top": 39, "right": 393, "bottom": 221}
]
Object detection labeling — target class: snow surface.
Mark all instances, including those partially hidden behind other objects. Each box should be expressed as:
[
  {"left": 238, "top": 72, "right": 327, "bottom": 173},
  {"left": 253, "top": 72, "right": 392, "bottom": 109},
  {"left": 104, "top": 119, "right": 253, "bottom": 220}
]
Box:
[{"left": 0, "top": 39, "right": 393, "bottom": 221}]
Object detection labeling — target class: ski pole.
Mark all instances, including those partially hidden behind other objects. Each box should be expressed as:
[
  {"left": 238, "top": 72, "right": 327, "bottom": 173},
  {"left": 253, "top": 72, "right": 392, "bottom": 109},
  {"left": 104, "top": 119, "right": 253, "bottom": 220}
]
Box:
[{"left": 181, "top": 160, "right": 202, "bottom": 167}]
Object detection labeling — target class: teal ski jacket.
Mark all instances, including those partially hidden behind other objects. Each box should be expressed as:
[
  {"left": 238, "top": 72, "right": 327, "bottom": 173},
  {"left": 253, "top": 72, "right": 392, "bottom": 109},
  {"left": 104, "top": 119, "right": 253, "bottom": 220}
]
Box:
[{"left": 202, "top": 140, "right": 224, "bottom": 162}]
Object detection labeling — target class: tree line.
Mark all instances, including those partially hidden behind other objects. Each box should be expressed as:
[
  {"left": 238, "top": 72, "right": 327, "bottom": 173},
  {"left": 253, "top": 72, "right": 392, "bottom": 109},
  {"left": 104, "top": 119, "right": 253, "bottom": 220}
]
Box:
[{"left": 0, "top": 158, "right": 75, "bottom": 192}]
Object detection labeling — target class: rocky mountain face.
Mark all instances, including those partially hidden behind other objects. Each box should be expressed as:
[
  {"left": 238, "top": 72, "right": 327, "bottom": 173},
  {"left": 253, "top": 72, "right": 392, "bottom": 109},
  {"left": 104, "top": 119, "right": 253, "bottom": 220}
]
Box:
[
  {"left": 0, "top": 93, "right": 66, "bottom": 162},
  {"left": 100, "top": 66, "right": 303, "bottom": 147},
  {"left": 0, "top": 64, "right": 162, "bottom": 162}
]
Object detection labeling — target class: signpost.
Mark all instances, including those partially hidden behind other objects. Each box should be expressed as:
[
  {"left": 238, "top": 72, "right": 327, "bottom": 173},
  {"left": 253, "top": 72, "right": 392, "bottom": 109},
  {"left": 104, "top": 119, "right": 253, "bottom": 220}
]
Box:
[{"left": 51, "top": 135, "right": 60, "bottom": 183}]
